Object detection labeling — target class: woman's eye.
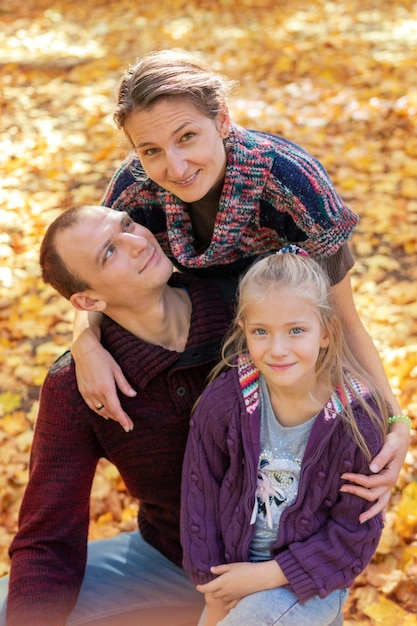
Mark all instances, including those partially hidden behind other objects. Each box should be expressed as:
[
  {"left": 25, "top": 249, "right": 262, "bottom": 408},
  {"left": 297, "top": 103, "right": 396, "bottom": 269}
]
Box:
[
  {"left": 290, "top": 327, "right": 303, "bottom": 335},
  {"left": 253, "top": 328, "right": 267, "bottom": 336},
  {"left": 180, "top": 132, "right": 195, "bottom": 142},
  {"left": 143, "top": 147, "right": 159, "bottom": 156}
]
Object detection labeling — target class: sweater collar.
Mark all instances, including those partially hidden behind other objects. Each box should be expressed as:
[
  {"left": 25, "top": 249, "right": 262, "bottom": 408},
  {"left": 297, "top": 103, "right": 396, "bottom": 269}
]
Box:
[
  {"left": 101, "top": 273, "right": 231, "bottom": 389},
  {"left": 236, "top": 352, "right": 370, "bottom": 419}
]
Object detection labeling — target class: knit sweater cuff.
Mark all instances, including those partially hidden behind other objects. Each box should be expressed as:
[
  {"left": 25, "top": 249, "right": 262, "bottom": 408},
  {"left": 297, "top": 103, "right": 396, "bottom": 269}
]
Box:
[{"left": 275, "top": 552, "right": 326, "bottom": 603}]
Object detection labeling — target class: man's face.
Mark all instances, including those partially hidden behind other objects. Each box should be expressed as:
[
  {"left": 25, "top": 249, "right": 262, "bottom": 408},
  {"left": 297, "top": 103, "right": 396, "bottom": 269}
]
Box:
[{"left": 57, "top": 206, "right": 173, "bottom": 309}]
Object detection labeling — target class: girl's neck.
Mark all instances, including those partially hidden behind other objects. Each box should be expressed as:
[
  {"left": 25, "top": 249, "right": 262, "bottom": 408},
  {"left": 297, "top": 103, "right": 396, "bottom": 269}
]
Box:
[{"left": 266, "top": 379, "right": 333, "bottom": 428}]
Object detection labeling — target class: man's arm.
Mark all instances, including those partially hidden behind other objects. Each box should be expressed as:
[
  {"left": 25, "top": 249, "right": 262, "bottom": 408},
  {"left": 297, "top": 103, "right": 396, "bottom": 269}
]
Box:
[{"left": 7, "top": 357, "right": 98, "bottom": 626}]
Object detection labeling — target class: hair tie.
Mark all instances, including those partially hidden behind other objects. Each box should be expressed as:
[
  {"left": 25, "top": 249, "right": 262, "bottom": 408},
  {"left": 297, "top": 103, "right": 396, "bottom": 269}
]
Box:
[{"left": 277, "top": 244, "right": 309, "bottom": 257}]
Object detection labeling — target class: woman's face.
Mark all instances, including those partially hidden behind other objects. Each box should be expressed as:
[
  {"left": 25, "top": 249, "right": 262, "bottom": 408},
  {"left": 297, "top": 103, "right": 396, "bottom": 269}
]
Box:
[{"left": 124, "top": 97, "right": 230, "bottom": 203}]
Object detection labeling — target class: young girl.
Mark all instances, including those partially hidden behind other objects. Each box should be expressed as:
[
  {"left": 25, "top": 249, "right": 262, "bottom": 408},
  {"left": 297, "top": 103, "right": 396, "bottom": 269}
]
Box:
[{"left": 181, "top": 246, "right": 389, "bottom": 626}]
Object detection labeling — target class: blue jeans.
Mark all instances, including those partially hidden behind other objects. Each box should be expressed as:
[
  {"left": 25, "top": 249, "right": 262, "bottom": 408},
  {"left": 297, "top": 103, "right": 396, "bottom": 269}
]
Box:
[
  {"left": 198, "top": 586, "right": 348, "bottom": 626},
  {"left": 0, "top": 530, "right": 204, "bottom": 625}
]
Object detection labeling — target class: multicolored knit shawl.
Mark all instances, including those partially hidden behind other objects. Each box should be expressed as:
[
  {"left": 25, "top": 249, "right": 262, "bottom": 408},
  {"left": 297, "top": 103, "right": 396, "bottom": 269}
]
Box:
[{"left": 106, "top": 123, "right": 358, "bottom": 270}]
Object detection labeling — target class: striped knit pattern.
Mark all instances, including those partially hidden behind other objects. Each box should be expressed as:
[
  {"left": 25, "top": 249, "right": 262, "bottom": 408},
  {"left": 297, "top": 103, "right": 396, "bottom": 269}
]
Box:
[{"left": 237, "top": 353, "right": 260, "bottom": 414}]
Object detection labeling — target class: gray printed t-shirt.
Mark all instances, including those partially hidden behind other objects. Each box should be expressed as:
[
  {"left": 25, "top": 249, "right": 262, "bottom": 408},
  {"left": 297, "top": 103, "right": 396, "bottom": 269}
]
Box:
[{"left": 249, "top": 375, "right": 317, "bottom": 561}]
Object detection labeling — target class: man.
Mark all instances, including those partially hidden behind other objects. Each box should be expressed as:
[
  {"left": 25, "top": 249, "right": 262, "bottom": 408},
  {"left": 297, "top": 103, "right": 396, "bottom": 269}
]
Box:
[{"left": 0, "top": 205, "right": 232, "bottom": 626}]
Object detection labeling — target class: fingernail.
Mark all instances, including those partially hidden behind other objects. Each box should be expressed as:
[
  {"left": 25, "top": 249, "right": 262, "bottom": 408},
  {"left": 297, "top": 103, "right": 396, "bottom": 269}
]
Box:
[{"left": 370, "top": 463, "right": 378, "bottom": 473}]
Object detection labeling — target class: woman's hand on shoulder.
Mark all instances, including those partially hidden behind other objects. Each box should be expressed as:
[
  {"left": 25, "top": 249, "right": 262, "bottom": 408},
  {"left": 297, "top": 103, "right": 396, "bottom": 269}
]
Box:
[
  {"left": 73, "top": 344, "right": 136, "bottom": 432},
  {"left": 340, "top": 421, "right": 410, "bottom": 522}
]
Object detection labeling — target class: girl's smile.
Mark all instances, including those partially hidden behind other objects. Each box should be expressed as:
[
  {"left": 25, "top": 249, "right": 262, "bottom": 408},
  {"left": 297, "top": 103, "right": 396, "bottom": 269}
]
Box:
[{"left": 241, "top": 287, "right": 329, "bottom": 396}]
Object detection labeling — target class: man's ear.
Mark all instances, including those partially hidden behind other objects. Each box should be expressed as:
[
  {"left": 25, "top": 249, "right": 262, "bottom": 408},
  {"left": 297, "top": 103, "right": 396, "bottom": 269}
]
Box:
[{"left": 69, "top": 292, "right": 107, "bottom": 312}]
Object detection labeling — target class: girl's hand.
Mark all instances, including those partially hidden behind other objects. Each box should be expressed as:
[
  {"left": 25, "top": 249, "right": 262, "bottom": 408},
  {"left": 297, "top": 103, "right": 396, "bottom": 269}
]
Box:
[
  {"left": 74, "top": 344, "right": 135, "bottom": 432},
  {"left": 197, "top": 561, "right": 285, "bottom": 609},
  {"left": 340, "top": 423, "right": 410, "bottom": 522}
]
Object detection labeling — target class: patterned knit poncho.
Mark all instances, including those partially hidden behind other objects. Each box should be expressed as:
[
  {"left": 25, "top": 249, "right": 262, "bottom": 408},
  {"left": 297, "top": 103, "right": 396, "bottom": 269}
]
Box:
[{"left": 103, "top": 122, "right": 358, "bottom": 278}]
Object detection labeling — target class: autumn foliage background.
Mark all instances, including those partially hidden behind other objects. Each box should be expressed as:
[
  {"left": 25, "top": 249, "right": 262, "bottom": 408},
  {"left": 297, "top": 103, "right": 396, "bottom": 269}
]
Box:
[{"left": 1, "top": 0, "right": 417, "bottom": 623}]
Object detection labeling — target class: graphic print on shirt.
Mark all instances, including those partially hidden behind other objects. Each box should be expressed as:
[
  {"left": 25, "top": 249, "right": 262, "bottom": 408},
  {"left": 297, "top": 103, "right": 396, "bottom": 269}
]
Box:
[{"left": 250, "top": 454, "right": 300, "bottom": 534}]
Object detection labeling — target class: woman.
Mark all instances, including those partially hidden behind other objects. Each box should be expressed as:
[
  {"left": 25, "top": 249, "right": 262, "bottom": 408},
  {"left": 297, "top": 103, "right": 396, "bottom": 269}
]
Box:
[{"left": 73, "top": 49, "right": 409, "bottom": 521}]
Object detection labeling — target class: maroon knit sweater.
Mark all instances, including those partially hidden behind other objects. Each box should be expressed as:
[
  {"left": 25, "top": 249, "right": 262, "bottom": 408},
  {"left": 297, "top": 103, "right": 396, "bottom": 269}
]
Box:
[{"left": 6, "top": 273, "right": 232, "bottom": 626}]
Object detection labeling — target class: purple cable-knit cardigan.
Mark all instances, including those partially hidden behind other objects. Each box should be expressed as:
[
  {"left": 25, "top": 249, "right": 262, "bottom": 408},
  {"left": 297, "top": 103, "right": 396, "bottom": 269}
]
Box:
[
  {"left": 6, "top": 273, "right": 232, "bottom": 626},
  {"left": 181, "top": 354, "right": 385, "bottom": 602},
  {"left": 102, "top": 123, "right": 358, "bottom": 279}
]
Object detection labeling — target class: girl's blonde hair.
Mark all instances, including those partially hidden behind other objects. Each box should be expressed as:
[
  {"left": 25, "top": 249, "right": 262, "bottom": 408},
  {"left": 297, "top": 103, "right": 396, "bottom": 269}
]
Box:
[{"left": 215, "top": 251, "right": 388, "bottom": 460}]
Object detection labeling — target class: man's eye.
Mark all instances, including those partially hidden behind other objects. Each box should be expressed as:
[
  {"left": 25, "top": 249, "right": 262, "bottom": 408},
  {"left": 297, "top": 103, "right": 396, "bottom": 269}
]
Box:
[
  {"left": 104, "top": 246, "right": 115, "bottom": 261},
  {"left": 123, "top": 218, "right": 133, "bottom": 231}
]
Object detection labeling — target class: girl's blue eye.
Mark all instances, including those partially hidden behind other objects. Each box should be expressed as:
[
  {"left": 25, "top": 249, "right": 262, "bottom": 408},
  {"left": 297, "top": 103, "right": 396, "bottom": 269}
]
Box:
[
  {"left": 253, "top": 328, "right": 267, "bottom": 336},
  {"left": 290, "top": 327, "right": 303, "bottom": 335}
]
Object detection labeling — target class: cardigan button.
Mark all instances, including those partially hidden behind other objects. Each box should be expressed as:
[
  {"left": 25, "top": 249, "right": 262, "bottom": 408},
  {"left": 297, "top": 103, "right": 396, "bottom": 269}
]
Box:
[{"left": 176, "top": 386, "right": 187, "bottom": 397}]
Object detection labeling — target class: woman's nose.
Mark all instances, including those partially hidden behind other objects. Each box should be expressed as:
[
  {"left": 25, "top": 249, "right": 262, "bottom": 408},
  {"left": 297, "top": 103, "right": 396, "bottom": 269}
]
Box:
[{"left": 165, "top": 148, "right": 187, "bottom": 179}]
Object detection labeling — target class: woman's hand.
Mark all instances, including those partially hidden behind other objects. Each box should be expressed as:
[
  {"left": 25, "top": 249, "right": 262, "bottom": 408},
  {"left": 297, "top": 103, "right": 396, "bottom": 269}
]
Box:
[
  {"left": 74, "top": 344, "right": 136, "bottom": 432},
  {"left": 340, "top": 422, "right": 410, "bottom": 522},
  {"left": 72, "top": 310, "right": 135, "bottom": 431}
]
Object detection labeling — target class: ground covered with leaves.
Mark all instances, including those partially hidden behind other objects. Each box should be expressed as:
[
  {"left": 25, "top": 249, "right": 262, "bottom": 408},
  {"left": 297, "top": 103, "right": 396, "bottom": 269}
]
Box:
[{"left": 0, "top": 0, "right": 417, "bottom": 623}]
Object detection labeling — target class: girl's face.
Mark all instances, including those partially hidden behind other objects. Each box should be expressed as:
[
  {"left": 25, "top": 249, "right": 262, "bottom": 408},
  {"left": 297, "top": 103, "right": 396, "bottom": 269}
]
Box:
[
  {"left": 124, "top": 97, "right": 230, "bottom": 203},
  {"left": 240, "top": 288, "right": 330, "bottom": 395}
]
